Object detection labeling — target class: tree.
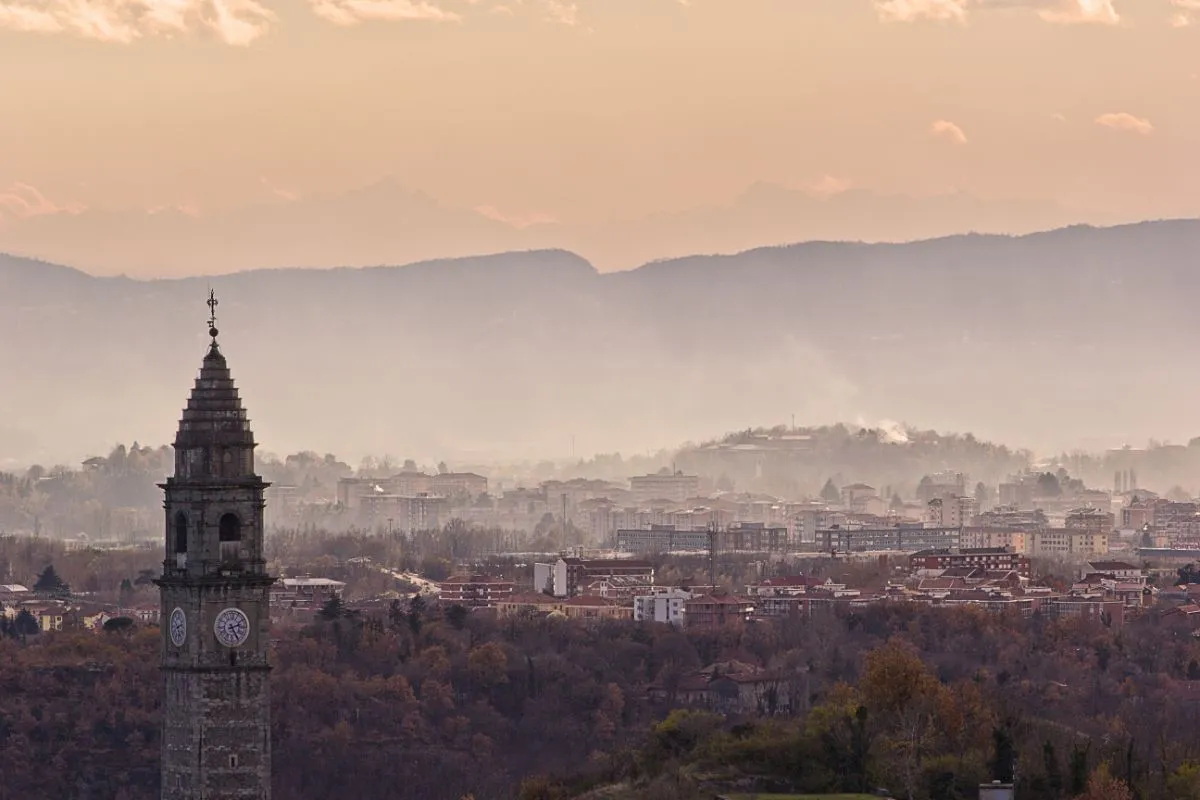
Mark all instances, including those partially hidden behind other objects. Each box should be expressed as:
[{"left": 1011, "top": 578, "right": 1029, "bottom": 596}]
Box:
[
  {"left": 103, "top": 616, "right": 135, "bottom": 633},
  {"left": 317, "top": 595, "right": 348, "bottom": 621},
  {"left": 13, "top": 608, "right": 39, "bottom": 636},
  {"left": 1069, "top": 743, "right": 1091, "bottom": 795},
  {"left": 859, "top": 639, "right": 943, "bottom": 800},
  {"left": 445, "top": 604, "right": 469, "bottom": 631},
  {"left": 408, "top": 593, "right": 425, "bottom": 636},
  {"left": 33, "top": 564, "right": 69, "bottom": 596},
  {"left": 820, "top": 479, "right": 841, "bottom": 505},
  {"left": 975, "top": 481, "right": 990, "bottom": 510},
  {"left": 1075, "top": 765, "right": 1133, "bottom": 800},
  {"left": 1043, "top": 741, "right": 1064, "bottom": 800},
  {"left": 990, "top": 724, "right": 1016, "bottom": 783},
  {"left": 1036, "top": 472, "right": 1062, "bottom": 497}
]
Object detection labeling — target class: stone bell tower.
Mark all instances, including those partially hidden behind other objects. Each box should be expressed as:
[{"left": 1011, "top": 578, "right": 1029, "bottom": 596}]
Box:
[{"left": 156, "top": 291, "right": 273, "bottom": 800}]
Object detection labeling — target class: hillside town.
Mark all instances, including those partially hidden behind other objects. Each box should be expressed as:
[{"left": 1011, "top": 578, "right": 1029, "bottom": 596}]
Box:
[{"left": 9, "top": 446, "right": 1200, "bottom": 643}]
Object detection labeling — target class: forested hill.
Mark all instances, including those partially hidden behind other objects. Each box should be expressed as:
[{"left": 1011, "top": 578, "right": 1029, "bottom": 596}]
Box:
[{"left": 2, "top": 219, "right": 1200, "bottom": 466}]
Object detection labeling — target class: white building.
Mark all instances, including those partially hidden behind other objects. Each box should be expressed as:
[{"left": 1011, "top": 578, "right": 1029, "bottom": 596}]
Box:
[
  {"left": 633, "top": 588, "right": 694, "bottom": 626},
  {"left": 630, "top": 472, "right": 700, "bottom": 506}
]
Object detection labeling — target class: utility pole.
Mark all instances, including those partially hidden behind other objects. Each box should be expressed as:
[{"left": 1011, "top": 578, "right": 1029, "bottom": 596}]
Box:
[
  {"left": 562, "top": 493, "right": 569, "bottom": 553},
  {"left": 708, "top": 520, "right": 718, "bottom": 589}
]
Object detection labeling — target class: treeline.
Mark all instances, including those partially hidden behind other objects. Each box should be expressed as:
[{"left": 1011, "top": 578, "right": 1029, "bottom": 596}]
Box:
[{"left": 5, "top": 601, "right": 1200, "bottom": 798}]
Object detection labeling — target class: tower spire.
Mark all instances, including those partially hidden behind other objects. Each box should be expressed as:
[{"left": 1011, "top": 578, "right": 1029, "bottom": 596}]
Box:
[{"left": 207, "top": 288, "right": 220, "bottom": 343}]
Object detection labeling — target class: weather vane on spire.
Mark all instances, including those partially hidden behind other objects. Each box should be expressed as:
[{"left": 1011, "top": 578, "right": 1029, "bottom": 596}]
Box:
[{"left": 207, "top": 288, "right": 219, "bottom": 340}]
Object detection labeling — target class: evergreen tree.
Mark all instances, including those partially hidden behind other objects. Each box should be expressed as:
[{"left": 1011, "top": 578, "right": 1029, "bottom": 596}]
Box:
[
  {"left": 819, "top": 479, "right": 841, "bottom": 504},
  {"left": 990, "top": 725, "right": 1016, "bottom": 783},
  {"left": 317, "top": 594, "right": 347, "bottom": 621},
  {"left": 1069, "top": 743, "right": 1091, "bottom": 795},
  {"left": 1043, "top": 741, "right": 1064, "bottom": 799},
  {"left": 33, "top": 564, "right": 69, "bottom": 596},
  {"left": 408, "top": 593, "right": 426, "bottom": 636},
  {"left": 14, "top": 608, "right": 40, "bottom": 636}
]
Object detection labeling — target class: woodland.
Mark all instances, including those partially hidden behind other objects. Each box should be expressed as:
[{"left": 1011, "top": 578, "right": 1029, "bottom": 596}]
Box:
[{"left": 2, "top": 597, "right": 1200, "bottom": 800}]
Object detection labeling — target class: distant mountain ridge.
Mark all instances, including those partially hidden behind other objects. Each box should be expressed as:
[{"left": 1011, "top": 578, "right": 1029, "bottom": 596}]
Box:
[
  {"left": 2, "top": 218, "right": 1200, "bottom": 468},
  {"left": 0, "top": 177, "right": 1122, "bottom": 276}
]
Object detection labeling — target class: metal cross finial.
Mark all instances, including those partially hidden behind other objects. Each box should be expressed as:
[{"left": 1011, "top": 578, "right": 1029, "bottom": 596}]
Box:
[{"left": 207, "top": 288, "right": 219, "bottom": 339}]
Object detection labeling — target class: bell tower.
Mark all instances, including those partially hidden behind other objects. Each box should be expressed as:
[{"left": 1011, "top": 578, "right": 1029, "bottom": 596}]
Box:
[{"left": 156, "top": 291, "right": 274, "bottom": 800}]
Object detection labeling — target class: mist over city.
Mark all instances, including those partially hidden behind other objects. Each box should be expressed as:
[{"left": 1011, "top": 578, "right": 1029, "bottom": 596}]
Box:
[{"left": 5, "top": 2, "right": 1200, "bottom": 800}]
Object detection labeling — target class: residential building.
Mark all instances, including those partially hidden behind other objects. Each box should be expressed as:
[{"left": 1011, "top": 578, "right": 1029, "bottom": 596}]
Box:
[
  {"left": 428, "top": 472, "right": 488, "bottom": 499},
  {"left": 533, "top": 557, "right": 654, "bottom": 598},
  {"left": 495, "top": 593, "right": 632, "bottom": 621},
  {"left": 960, "top": 528, "right": 1028, "bottom": 553},
  {"left": 927, "top": 496, "right": 978, "bottom": 528},
  {"left": 788, "top": 503, "right": 832, "bottom": 545},
  {"left": 917, "top": 471, "right": 968, "bottom": 503},
  {"left": 630, "top": 472, "right": 701, "bottom": 505},
  {"left": 647, "top": 661, "right": 796, "bottom": 715},
  {"left": 617, "top": 525, "right": 711, "bottom": 553},
  {"left": 358, "top": 493, "right": 448, "bottom": 532},
  {"left": 1026, "top": 528, "right": 1110, "bottom": 557},
  {"left": 973, "top": 507, "right": 1047, "bottom": 531},
  {"left": 1044, "top": 597, "right": 1125, "bottom": 627},
  {"left": 1065, "top": 507, "right": 1115, "bottom": 536},
  {"left": 437, "top": 574, "right": 514, "bottom": 608},
  {"left": 1084, "top": 560, "right": 1146, "bottom": 583},
  {"left": 818, "top": 525, "right": 961, "bottom": 553},
  {"left": 722, "top": 522, "right": 790, "bottom": 552},
  {"left": 909, "top": 547, "right": 1031, "bottom": 579},
  {"left": 684, "top": 593, "right": 753, "bottom": 630},
  {"left": 633, "top": 588, "right": 694, "bottom": 626},
  {"left": 270, "top": 577, "right": 347, "bottom": 608}
]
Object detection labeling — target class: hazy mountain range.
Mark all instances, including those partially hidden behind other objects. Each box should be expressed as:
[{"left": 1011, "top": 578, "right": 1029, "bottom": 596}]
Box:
[
  {"left": 0, "top": 178, "right": 1125, "bottom": 278},
  {"left": 2, "top": 218, "right": 1199, "bottom": 468}
]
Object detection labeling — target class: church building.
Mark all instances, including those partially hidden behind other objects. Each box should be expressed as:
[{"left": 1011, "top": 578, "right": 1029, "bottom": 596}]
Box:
[{"left": 156, "top": 293, "right": 274, "bottom": 799}]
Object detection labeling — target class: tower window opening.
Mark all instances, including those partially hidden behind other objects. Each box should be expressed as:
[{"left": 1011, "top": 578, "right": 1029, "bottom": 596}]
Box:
[
  {"left": 173, "top": 512, "right": 188, "bottom": 554},
  {"left": 219, "top": 513, "right": 242, "bottom": 542},
  {"left": 219, "top": 513, "right": 242, "bottom": 563}
]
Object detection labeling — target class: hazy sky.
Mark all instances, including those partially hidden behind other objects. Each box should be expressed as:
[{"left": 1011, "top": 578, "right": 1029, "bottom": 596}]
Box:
[{"left": 1, "top": 0, "right": 1198, "bottom": 262}]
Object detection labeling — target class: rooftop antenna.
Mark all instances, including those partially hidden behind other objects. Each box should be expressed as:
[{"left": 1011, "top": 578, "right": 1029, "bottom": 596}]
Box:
[{"left": 206, "top": 288, "right": 220, "bottom": 343}]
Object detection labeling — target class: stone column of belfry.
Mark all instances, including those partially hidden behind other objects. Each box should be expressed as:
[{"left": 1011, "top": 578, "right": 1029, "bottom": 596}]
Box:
[{"left": 155, "top": 293, "right": 274, "bottom": 800}]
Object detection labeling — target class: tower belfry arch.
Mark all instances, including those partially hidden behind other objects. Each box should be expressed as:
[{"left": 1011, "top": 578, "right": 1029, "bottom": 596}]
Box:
[{"left": 155, "top": 292, "right": 274, "bottom": 800}]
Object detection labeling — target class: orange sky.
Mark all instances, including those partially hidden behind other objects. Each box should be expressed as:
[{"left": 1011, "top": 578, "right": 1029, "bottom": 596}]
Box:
[{"left": 1, "top": 0, "right": 1198, "bottom": 274}]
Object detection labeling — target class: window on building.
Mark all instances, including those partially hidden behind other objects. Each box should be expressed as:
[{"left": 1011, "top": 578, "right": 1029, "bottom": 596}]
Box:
[
  {"left": 174, "top": 512, "right": 188, "bottom": 554},
  {"left": 219, "top": 513, "right": 242, "bottom": 542},
  {"left": 219, "top": 513, "right": 242, "bottom": 563}
]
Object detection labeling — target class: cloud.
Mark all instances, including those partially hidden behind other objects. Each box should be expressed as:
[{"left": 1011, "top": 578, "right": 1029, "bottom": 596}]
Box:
[
  {"left": 802, "top": 175, "right": 854, "bottom": 198},
  {"left": 1172, "top": 0, "right": 1200, "bottom": 26},
  {"left": 874, "top": 0, "right": 1120, "bottom": 25},
  {"left": 1036, "top": 0, "right": 1118, "bottom": 24},
  {"left": 540, "top": 0, "right": 578, "bottom": 26},
  {"left": 0, "top": 182, "right": 85, "bottom": 222},
  {"left": 310, "top": 0, "right": 458, "bottom": 25},
  {"left": 0, "top": 0, "right": 275, "bottom": 44},
  {"left": 874, "top": 0, "right": 968, "bottom": 22},
  {"left": 930, "top": 119, "right": 968, "bottom": 144},
  {"left": 260, "top": 176, "right": 300, "bottom": 202},
  {"left": 1094, "top": 112, "right": 1153, "bottom": 135},
  {"left": 1051, "top": 112, "right": 1067, "bottom": 122},
  {"left": 474, "top": 204, "right": 558, "bottom": 228}
]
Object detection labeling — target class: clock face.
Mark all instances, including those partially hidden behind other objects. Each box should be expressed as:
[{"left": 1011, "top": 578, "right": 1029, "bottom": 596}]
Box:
[
  {"left": 213, "top": 607, "right": 251, "bottom": 648},
  {"left": 169, "top": 607, "right": 187, "bottom": 647}
]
